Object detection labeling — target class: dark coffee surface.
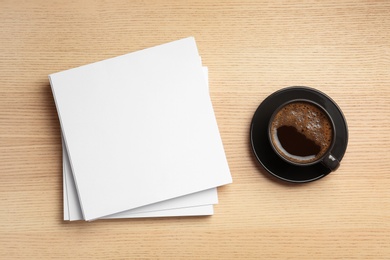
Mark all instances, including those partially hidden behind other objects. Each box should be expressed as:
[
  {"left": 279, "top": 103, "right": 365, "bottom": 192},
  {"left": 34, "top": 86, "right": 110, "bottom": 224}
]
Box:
[{"left": 270, "top": 101, "right": 333, "bottom": 164}]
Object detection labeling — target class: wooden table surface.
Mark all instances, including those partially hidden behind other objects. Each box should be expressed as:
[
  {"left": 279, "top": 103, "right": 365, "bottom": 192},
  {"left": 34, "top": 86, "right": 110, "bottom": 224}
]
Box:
[{"left": 1, "top": 1, "right": 389, "bottom": 259}]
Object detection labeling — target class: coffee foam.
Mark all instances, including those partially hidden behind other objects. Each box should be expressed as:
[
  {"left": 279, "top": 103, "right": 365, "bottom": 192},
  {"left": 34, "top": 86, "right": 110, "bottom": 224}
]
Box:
[{"left": 270, "top": 101, "right": 333, "bottom": 164}]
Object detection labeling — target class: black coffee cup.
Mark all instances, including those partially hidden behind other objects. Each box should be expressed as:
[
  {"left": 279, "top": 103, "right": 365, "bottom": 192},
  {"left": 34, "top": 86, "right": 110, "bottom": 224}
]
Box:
[{"left": 268, "top": 99, "right": 340, "bottom": 171}]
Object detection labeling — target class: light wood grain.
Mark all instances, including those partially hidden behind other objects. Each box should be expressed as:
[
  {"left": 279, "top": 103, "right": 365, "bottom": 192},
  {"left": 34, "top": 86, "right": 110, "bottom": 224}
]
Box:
[{"left": 1, "top": 0, "right": 389, "bottom": 259}]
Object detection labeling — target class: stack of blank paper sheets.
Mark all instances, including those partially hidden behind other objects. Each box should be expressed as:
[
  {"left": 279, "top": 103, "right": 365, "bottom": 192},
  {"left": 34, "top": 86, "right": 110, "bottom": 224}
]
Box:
[{"left": 50, "top": 37, "right": 232, "bottom": 221}]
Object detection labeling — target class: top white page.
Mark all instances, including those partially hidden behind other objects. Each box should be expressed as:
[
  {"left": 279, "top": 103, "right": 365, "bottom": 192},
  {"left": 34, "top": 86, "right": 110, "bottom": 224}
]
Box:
[{"left": 50, "top": 37, "right": 232, "bottom": 220}]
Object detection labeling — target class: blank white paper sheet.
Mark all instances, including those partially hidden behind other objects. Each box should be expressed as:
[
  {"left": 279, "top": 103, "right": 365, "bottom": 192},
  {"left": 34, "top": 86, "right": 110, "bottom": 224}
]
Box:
[{"left": 51, "top": 37, "right": 232, "bottom": 221}]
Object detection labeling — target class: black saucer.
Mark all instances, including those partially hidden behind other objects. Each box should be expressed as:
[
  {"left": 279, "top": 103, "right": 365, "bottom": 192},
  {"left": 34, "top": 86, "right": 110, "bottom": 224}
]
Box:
[{"left": 250, "top": 87, "right": 348, "bottom": 183}]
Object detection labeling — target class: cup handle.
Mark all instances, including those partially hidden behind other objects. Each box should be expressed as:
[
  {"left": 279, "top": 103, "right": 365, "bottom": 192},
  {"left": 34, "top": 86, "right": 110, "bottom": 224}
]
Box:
[{"left": 321, "top": 153, "right": 340, "bottom": 171}]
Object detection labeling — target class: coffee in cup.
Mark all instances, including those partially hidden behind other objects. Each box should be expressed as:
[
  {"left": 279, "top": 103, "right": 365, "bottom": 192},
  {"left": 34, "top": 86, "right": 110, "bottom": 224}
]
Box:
[{"left": 268, "top": 99, "right": 339, "bottom": 170}]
